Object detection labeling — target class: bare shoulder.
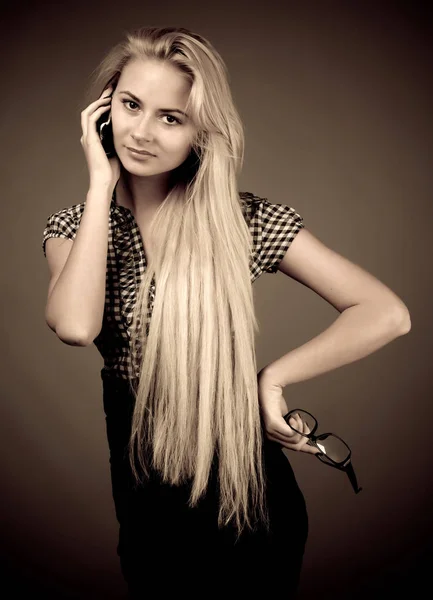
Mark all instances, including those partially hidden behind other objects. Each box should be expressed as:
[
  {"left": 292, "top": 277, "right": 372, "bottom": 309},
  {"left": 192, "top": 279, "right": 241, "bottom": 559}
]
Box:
[{"left": 278, "top": 228, "right": 409, "bottom": 317}]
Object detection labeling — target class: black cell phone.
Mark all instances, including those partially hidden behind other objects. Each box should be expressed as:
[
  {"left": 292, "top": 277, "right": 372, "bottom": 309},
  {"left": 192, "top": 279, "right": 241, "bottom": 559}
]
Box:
[{"left": 96, "top": 101, "right": 116, "bottom": 158}]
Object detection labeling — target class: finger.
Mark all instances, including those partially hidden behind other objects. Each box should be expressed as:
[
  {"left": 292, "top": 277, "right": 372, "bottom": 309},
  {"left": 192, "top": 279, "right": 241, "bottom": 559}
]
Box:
[
  {"left": 289, "top": 414, "right": 302, "bottom": 429},
  {"left": 82, "top": 103, "right": 111, "bottom": 143},
  {"left": 288, "top": 415, "right": 304, "bottom": 443},
  {"left": 271, "top": 411, "right": 307, "bottom": 445},
  {"left": 266, "top": 433, "right": 298, "bottom": 449},
  {"left": 100, "top": 84, "right": 113, "bottom": 98},
  {"left": 300, "top": 441, "right": 322, "bottom": 455},
  {"left": 291, "top": 412, "right": 304, "bottom": 428},
  {"left": 271, "top": 433, "right": 321, "bottom": 454},
  {"left": 81, "top": 91, "right": 112, "bottom": 120},
  {"left": 81, "top": 96, "right": 111, "bottom": 129},
  {"left": 267, "top": 434, "right": 314, "bottom": 453},
  {"left": 296, "top": 419, "right": 319, "bottom": 454},
  {"left": 270, "top": 421, "right": 303, "bottom": 447},
  {"left": 270, "top": 413, "right": 314, "bottom": 451},
  {"left": 298, "top": 421, "right": 322, "bottom": 455},
  {"left": 80, "top": 93, "right": 112, "bottom": 138},
  {"left": 297, "top": 413, "right": 311, "bottom": 439}
]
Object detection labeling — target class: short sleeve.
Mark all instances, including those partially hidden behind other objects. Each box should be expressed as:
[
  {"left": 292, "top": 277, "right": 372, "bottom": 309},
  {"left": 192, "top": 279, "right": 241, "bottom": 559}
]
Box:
[
  {"left": 42, "top": 207, "right": 78, "bottom": 258},
  {"left": 255, "top": 197, "right": 304, "bottom": 274}
]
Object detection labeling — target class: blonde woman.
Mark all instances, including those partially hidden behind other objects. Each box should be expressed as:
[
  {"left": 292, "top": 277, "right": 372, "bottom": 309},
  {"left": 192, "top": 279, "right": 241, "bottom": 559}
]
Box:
[{"left": 42, "top": 26, "right": 410, "bottom": 598}]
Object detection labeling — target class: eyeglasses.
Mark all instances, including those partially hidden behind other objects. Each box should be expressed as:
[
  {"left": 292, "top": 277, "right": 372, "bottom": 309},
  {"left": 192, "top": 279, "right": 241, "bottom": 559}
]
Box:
[{"left": 283, "top": 409, "right": 363, "bottom": 494}]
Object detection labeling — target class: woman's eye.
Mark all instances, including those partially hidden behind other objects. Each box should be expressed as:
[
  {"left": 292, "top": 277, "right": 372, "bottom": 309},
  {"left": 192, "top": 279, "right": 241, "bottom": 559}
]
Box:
[
  {"left": 122, "top": 99, "right": 139, "bottom": 110},
  {"left": 162, "top": 114, "right": 181, "bottom": 125}
]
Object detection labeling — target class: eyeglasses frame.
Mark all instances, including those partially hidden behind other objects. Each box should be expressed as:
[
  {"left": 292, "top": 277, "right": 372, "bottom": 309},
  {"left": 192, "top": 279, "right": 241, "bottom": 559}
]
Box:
[{"left": 283, "top": 408, "right": 363, "bottom": 494}]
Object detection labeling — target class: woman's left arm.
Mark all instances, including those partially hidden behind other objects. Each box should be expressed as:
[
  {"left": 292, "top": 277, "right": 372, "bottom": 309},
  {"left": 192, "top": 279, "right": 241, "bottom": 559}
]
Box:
[
  {"left": 258, "top": 228, "right": 411, "bottom": 450},
  {"left": 260, "top": 227, "right": 410, "bottom": 388}
]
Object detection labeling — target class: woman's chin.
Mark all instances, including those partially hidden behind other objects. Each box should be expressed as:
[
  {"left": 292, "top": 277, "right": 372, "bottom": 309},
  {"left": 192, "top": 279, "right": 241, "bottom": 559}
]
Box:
[{"left": 122, "top": 156, "right": 156, "bottom": 175}]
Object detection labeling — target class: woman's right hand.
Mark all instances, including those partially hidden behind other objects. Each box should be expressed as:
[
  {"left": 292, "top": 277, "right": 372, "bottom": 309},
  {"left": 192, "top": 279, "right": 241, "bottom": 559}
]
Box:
[{"left": 80, "top": 84, "right": 121, "bottom": 190}]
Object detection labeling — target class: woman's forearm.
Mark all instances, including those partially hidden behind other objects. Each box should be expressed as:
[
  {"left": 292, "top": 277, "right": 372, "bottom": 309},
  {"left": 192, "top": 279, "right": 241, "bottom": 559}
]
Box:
[{"left": 259, "top": 303, "right": 411, "bottom": 389}]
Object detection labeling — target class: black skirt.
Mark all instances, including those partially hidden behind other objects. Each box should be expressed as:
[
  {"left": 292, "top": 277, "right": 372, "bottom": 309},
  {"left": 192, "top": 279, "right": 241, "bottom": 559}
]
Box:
[{"left": 101, "top": 371, "right": 309, "bottom": 598}]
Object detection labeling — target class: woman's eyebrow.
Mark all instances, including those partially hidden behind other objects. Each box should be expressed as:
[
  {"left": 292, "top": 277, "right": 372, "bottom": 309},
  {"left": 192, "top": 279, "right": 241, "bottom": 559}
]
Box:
[{"left": 118, "top": 89, "right": 188, "bottom": 117}]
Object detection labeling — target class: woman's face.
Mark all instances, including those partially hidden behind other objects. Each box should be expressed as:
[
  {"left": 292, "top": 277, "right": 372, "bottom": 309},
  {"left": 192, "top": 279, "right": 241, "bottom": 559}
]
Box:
[{"left": 111, "top": 58, "right": 196, "bottom": 177}]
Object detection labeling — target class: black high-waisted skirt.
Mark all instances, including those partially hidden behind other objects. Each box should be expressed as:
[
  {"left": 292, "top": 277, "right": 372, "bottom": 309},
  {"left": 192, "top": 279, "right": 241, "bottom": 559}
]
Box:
[{"left": 101, "top": 371, "right": 309, "bottom": 598}]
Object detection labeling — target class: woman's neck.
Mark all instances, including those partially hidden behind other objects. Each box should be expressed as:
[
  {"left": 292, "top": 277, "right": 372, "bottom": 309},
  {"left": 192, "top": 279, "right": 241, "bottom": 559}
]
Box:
[{"left": 116, "top": 168, "right": 172, "bottom": 215}]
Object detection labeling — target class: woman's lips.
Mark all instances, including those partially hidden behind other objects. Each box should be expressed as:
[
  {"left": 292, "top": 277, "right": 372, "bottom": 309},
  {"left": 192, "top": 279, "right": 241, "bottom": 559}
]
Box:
[{"left": 126, "top": 146, "right": 155, "bottom": 157}]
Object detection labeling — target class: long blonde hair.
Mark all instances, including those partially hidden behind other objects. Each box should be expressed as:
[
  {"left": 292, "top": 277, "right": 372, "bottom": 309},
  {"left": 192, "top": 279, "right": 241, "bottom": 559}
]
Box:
[{"left": 88, "top": 26, "right": 270, "bottom": 540}]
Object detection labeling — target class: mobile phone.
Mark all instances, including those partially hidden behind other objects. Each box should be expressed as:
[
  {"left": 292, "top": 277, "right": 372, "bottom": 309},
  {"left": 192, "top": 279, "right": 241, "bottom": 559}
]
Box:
[{"left": 96, "top": 104, "right": 116, "bottom": 158}]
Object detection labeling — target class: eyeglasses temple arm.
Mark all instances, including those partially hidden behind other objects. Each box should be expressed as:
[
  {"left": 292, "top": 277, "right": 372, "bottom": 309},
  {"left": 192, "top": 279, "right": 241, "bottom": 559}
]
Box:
[{"left": 344, "top": 460, "right": 363, "bottom": 494}]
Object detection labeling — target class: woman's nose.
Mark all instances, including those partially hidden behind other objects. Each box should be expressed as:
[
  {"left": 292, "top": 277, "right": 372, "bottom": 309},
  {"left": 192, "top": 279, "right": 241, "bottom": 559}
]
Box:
[{"left": 131, "top": 115, "right": 155, "bottom": 142}]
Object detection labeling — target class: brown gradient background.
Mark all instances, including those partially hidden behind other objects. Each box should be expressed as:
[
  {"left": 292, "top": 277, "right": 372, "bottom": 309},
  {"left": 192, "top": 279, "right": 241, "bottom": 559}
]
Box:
[{"left": 1, "top": 0, "right": 431, "bottom": 598}]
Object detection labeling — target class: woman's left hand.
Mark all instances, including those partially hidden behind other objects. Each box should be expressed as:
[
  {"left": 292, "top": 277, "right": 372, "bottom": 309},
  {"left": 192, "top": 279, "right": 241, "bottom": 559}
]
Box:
[{"left": 257, "top": 371, "right": 321, "bottom": 455}]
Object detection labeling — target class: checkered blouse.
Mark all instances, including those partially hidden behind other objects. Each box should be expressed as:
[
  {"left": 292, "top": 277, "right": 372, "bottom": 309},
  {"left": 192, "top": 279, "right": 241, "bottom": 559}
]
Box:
[{"left": 42, "top": 190, "right": 304, "bottom": 380}]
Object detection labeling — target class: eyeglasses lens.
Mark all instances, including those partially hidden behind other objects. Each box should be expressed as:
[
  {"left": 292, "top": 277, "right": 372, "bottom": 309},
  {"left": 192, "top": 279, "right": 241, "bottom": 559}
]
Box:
[
  {"left": 316, "top": 434, "right": 350, "bottom": 463},
  {"left": 286, "top": 410, "right": 316, "bottom": 434},
  {"left": 287, "top": 410, "right": 350, "bottom": 463}
]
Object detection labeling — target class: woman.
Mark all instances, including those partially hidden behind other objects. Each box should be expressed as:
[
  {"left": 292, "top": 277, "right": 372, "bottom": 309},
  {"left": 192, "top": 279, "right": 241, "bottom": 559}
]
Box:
[{"left": 42, "top": 26, "right": 411, "bottom": 598}]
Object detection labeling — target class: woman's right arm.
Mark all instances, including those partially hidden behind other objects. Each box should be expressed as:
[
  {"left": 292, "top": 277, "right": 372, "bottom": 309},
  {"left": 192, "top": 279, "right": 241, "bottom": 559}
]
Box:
[
  {"left": 44, "top": 82, "right": 120, "bottom": 346},
  {"left": 44, "top": 185, "right": 113, "bottom": 346}
]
